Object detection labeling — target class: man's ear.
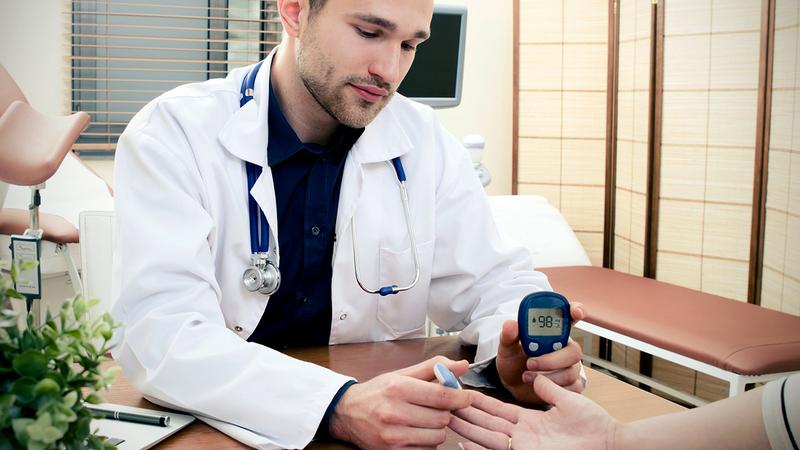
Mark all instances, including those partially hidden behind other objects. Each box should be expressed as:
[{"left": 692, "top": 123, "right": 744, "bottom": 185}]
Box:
[{"left": 278, "top": 0, "right": 303, "bottom": 38}]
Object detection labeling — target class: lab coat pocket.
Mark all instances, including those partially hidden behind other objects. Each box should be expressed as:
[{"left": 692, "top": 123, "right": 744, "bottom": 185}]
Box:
[{"left": 376, "top": 240, "right": 434, "bottom": 336}]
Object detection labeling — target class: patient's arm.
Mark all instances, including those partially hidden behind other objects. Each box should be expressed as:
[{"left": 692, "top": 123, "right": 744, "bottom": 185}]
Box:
[{"left": 451, "top": 373, "right": 782, "bottom": 450}]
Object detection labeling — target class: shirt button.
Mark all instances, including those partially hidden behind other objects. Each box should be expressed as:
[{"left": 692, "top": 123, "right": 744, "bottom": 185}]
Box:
[
  {"left": 300, "top": 295, "right": 309, "bottom": 303},
  {"left": 311, "top": 226, "right": 321, "bottom": 236},
  {"left": 234, "top": 326, "right": 243, "bottom": 332},
  {"left": 339, "top": 313, "right": 347, "bottom": 320}
]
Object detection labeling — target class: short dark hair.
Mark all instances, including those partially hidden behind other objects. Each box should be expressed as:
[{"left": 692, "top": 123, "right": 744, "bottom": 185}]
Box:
[{"left": 309, "top": 0, "right": 327, "bottom": 12}]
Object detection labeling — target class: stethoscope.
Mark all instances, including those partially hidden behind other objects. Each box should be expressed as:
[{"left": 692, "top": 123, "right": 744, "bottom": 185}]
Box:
[{"left": 239, "top": 61, "right": 420, "bottom": 297}]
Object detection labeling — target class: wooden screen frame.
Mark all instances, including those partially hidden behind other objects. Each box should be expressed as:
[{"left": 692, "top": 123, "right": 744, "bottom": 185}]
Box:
[
  {"left": 748, "top": 0, "right": 776, "bottom": 305},
  {"left": 603, "top": 0, "right": 621, "bottom": 269}
]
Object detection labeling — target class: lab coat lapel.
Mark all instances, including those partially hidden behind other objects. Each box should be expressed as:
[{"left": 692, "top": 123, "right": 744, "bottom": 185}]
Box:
[
  {"left": 336, "top": 101, "right": 414, "bottom": 239},
  {"left": 218, "top": 48, "right": 276, "bottom": 166},
  {"left": 218, "top": 49, "right": 280, "bottom": 261}
]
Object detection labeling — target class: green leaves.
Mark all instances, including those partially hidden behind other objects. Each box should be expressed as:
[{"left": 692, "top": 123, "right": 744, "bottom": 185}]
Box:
[
  {"left": 12, "top": 351, "right": 48, "bottom": 378},
  {"left": 1, "top": 265, "right": 120, "bottom": 449}
]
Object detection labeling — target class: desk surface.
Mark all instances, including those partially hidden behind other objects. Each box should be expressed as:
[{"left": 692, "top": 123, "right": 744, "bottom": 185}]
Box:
[{"left": 102, "top": 336, "right": 685, "bottom": 449}]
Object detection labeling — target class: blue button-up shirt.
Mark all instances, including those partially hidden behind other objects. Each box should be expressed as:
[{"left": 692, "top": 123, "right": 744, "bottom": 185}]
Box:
[{"left": 247, "top": 81, "right": 363, "bottom": 349}]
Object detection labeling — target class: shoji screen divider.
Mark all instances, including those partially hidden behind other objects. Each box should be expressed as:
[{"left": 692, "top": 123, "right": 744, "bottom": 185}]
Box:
[
  {"left": 514, "top": 1, "right": 609, "bottom": 265},
  {"left": 657, "top": 0, "right": 762, "bottom": 303},
  {"left": 761, "top": 0, "right": 800, "bottom": 314},
  {"left": 516, "top": 0, "right": 794, "bottom": 403},
  {"left": 613, "top": 0, "right": 653, "bottom": 277}
]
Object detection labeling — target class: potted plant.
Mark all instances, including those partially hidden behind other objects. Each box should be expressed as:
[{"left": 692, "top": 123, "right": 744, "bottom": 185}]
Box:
[{"left": 1, "top": 263, "right": 119, "bottom": 449}]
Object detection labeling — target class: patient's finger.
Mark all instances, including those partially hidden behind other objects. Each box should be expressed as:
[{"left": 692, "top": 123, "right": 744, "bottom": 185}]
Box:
[
  {"left": 460, "top": 441, "right": 489, "bottom": 450},
  {"left": 467, "top": 390, "right": 522, "bottom": 425},
  {"left": 534, "top": 374, "right": 576, "bottom": 406},
  {"left": 523, "top": 365, "right": 580, "bottom": 388},
  {"left": 449, "top": 414, "right": 508, "bottom": 450},
  {"left": 452, "top": 403, "right": 515, "bottom": 436}
]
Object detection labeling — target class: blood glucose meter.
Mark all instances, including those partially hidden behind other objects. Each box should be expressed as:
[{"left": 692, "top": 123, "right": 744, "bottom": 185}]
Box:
[{"left": 518, "top": 291, "right": 572, "bottom": 357}]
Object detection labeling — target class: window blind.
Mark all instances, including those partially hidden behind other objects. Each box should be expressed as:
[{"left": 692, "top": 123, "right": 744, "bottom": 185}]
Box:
[{"left": 69, "top": 0, "right": 282, "bottom": 153}]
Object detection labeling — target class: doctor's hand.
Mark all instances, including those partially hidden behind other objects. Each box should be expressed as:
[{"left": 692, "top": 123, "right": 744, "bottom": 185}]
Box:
[
  {"left": 449, "top": 375, "right": 617, "bottom": 450},
  {"left": 328, "top": 356, "right": 471, "bottom": 449},
  {"left": 495, "top": 303, "right": 585, "bottom": 404}
]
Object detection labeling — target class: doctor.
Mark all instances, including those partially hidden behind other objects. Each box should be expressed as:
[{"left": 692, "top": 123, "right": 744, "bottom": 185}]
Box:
[{"left": 112, "top": 0, "right": 585, "bottom": 448}]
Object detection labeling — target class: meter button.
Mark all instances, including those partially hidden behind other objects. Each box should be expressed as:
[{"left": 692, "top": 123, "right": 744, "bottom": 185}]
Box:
[
  {"left": 552, "top": 342, "right": 563, "bottom": 351},
  {"left": 527, "top": 342, "right": 539, "bottom": 353}
]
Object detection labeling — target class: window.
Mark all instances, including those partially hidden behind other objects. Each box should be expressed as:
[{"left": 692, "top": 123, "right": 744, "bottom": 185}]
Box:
[{"left": 70, "top": 0, "right": 281, "bottom": 154}]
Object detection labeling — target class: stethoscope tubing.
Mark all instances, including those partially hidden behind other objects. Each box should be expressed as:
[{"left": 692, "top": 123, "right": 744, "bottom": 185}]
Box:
[
  {"left": 351, "top": 161, "right": 421, "bottom": 296},
  {"left": 240, "top": 60, "right": 420, "bottom": 296}
]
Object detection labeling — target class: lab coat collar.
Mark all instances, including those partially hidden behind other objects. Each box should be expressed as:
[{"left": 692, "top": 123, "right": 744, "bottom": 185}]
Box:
[{"left": 218, "top": 48, "right": 277, "bottom": 168}]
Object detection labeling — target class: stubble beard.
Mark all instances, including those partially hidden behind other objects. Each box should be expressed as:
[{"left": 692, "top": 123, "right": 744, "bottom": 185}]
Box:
[{"left": 296, "top": 35, "right": 394, "bottom": 129}]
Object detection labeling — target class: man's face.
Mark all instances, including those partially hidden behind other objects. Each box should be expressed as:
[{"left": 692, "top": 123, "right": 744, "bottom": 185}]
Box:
[{"left": 295, "top": 0, "right": 433, "bottom": 128}]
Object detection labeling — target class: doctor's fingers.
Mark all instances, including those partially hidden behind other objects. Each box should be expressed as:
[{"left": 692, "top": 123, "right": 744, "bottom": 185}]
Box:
[
  {"left": 569, "top": 302, "right": 586, "bottom": 324},
  {"left": 522, "top": 365, "right": 581, "bottom": 390},
  {"left": 395, "top": 355, "right": 471, "bottom": 380},
  {"left": 372, "top": 399, "right": 455, "bottom": 429},
  {"left": 394, "top": 376, "right": 471, "bottom": 410},
  {"left": 497, "top": 320, "right": 523, "bottom": 359},
  {"left": 524, "top": 339, "right": 582, "bottom": 372}
]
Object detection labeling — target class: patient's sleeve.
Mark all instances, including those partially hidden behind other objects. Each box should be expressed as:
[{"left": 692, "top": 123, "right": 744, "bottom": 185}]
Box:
[{"left": 762, "top": 373, "right": 799, "bottom": 450}]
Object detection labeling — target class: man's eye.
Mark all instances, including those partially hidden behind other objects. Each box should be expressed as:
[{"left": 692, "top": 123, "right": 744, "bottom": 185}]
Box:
[
  {"left": 402, "top": 43, "right": 417, "bottom": 52},
  {"left": 356, "top": 28, "right": 378, "bottom": 38}
]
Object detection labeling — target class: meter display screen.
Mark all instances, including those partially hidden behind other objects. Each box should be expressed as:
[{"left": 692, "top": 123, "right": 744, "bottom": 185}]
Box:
[{"left": 527, "top": 307, "right": 564, "bottom": 336}]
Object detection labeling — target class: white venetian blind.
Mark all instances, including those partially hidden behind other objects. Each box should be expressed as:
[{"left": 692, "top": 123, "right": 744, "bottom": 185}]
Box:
[{"left": 68, "top": 0, "right": 282, "bottom": 154}]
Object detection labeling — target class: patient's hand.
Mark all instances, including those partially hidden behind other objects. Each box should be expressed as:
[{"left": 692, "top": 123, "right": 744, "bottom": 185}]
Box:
[
  {"left": 495, "top": 303, "right": 585, "bottom": 404},
  {"left": 449, "top": 375, "right": 617, "bottom": 450}
]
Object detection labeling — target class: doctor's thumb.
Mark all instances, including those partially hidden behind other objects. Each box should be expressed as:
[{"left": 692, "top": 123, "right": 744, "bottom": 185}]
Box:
[{"left": 497, "top": 320, "right": 521, "bottom": 358}]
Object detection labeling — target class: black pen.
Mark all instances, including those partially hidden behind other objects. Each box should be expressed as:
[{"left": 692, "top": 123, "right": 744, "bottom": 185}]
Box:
[{"left": 87, "top": 405, "right": 171, "bottom": 427}]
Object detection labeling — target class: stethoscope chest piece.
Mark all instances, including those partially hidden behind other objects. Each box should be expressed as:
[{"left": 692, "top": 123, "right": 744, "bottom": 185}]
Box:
[{"left": 243, "top": 253, "right": 281, "bottom": 295}]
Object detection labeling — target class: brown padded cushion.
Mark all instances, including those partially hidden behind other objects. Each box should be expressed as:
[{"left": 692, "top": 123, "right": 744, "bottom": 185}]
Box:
[
  {"left": 540, "top": 266, "right": 800, "bottom": 376},
  {"left": 0, "top": 208, "right": 79, "bottom": 244}
]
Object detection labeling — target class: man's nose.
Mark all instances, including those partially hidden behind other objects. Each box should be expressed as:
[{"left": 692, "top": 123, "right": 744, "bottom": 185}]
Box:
[{"left": 368, "top": 44, "right": 402, "bottom": 86}]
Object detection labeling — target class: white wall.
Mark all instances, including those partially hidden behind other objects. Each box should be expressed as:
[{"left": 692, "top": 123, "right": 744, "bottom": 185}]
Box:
[
  {"left": 435, "top": 0, "right": 514, "bottom": 195},
  {"left": 0, "top": 1, "right": 514, "bottom": 194},
  {"left": 0, "top": 0, "right": 67, "bottom": 116}
]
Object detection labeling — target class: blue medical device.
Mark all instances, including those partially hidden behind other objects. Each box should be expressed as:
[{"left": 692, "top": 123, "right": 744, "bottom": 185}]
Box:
[
  {"left": 518, "top": 291, "right": 571, "bottom": 357},
  {"left": 433, "top": 363, "right": 462, "bottom": 389}
]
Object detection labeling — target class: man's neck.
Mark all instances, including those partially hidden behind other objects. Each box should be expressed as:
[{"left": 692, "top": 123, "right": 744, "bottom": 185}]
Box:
[{"left": 270, "top": 44, "right": 339, "bottom": 146}]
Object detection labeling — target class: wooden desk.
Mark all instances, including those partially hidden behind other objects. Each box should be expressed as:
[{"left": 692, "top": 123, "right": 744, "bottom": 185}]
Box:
[{"left": 102, "top": 336, "right": 684, "bottom": 449}]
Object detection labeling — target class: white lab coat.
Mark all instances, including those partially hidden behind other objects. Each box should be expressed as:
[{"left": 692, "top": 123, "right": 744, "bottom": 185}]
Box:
[{"left": 112, "top": 49, "right": 551, "bottom": 449}]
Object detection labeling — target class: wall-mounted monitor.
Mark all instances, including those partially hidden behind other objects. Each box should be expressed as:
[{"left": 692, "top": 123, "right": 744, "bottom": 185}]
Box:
[{"left": 398, "top": 4, "right": 467, "bottom": 109}]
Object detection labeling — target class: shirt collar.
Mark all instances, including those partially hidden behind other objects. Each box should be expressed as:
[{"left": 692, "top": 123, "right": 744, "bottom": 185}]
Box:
[
  {"left": 267, "top": 79, "right": 305, "bottom": 166},
  {"left": 267, "top": 78, "right": 364, "bottom": 166}
]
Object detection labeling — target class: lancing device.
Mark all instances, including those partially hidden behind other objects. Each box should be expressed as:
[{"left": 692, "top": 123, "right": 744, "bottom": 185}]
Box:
[
  {"left": 433, "top": 362, "right": 462, "bottom": 389},
  {"left": 87, "top": 405, "right": 171, "bottom": 427},
  {"left": 518, "top": 291, "right": 572, "bottom": 357}
]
